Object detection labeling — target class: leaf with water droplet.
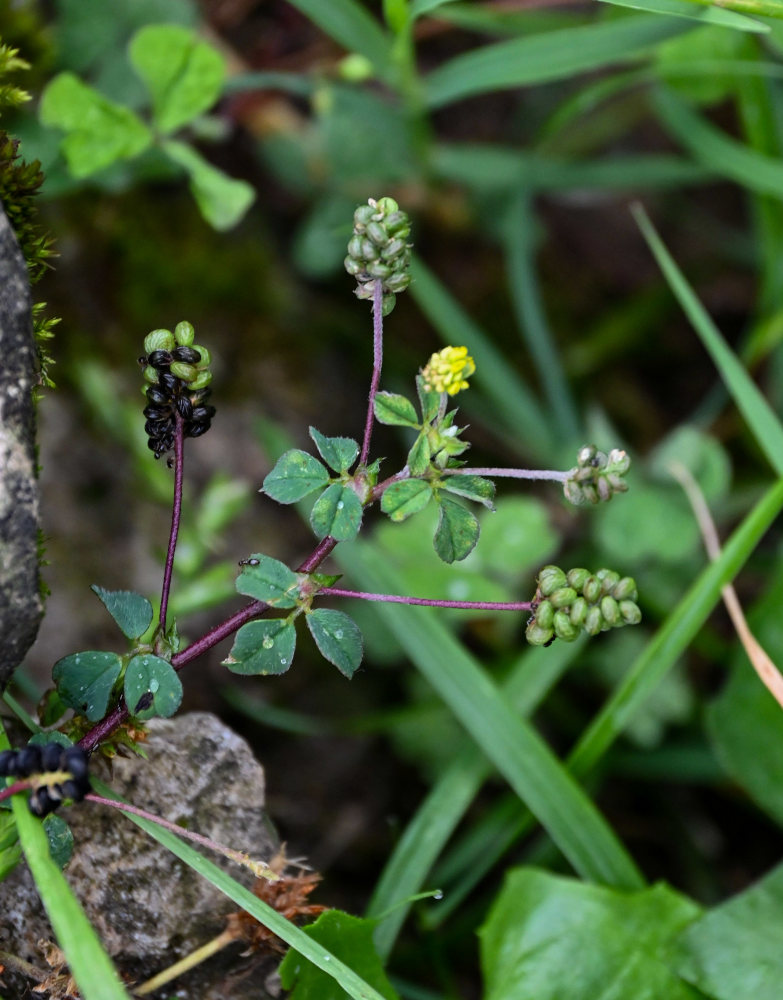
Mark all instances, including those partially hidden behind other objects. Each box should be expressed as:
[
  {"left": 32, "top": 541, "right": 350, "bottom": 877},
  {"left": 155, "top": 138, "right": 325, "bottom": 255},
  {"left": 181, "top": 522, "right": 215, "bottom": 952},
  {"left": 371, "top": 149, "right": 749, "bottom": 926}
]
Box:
[
  {"left": 124, "top": 654, "right": 182, "bottom": 720},
  {"left": 52, "top": 651, "right": 123, "bottom": 721},
  {"left": 310, "top": 484, "right": 363, "bottom": 542},
  {"left": 309, "top": 427, "right": 359, "bottom": 474},
  {"left": 236, "top": 554, "right": 300, "bottom": 608},
  {"left": 262, "top": 449, "right": 330, "bottom": 503},
  {"left": 90, "top": 585, "right": 154, "bottom": 639},
  {"left": 223, "top": 619, "right": 296, "bottom": 676},
  {"left": 306, "top": 608, "right": 363, "bottom": 678}
]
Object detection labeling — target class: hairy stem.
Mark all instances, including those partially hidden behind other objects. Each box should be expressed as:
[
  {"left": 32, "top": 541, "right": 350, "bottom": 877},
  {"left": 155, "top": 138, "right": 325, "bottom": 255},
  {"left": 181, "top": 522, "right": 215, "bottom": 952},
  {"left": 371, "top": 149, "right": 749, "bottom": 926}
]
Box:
[
  {"left": 444, "top": 466, "right": 570, "bottom": 482},
  {"left": 359, "top": 282, "right": 385, "bottom": 466},
  {"left": 319, "top": 587, "right": 531, "bottom": 612},
  {"left": 159, "top": 416, "right": 185, "bottom": 633}
]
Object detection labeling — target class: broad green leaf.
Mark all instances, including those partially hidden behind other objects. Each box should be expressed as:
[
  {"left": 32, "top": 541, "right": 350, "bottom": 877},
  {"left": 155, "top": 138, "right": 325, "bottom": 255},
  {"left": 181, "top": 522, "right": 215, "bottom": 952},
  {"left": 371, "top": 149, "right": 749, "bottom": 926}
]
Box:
[
  {"left": 223, "top": 619, "right": 296, "bottom": 675},
  {"left": 475, "top": 496, "right": 557, "bottom": 577},
  {"left": 309, "top": 426, "right": 359, "bottom": 473},
  {"left": 39, "top": 73, "right": 151, "bottom": 176},
  {"left": 285, "top": 0, "right": 393, "bottom": 81},
  {"left": 129, "top": 24, "right": 225, "bottom": 134},
  {"left": 306, "top": 608, "right": 363, "bottom": 677},
  {"left": 52, "top": 651, "right": 123, "bottom": 722},
  {"left": 416, "top": 375, "right": 441, "bottom": 423},
  {"left": 0, "top": 810, "right": 21, "bottom": 880},
  {"left": 124, "top": 654, "right": 183, "bottom": 720},
  {"left": 648, "top": 425, "right": 731, "bottom": 502},
  {"left": 600, "top": 0, "right": 768, "bottom": 32},
  {"left": 594, "top": 481, "right": 701, "bottom": 563},
  {"left": 676, "top": 862, "right": 783, "bottom": 1000},
  {"left": 310, "top": 483, "right": 364, "bottom": 541},
  {"left": 262, "top": 449, "right": 330, "bottom": 503},
  {"left": 90, "top": 586, "right": 153, "bottom": 640},
  {"left": 380, "top": 479, "right": 433, "bottom": 521},
  {"left": 236, "top": 554, "right": 300, "bottom": 608},
  {"left": 280, "top": 910, "right": 399, "bottom": 1000},
  {"left": 480, "top": 868, "right": 701, "bottom": 1000},
  {"left": 439, "top": 473, "right": 496, "bottom": 509},
  {"left": 373, "top": 392, "right": 419, "bottom": 427},
  {"left": 423, "top": 15, "right": 692, "bottom": 108},
  {"left": 411, "top": 0, "right": 460, "bottom": 16},
  {"left": 44, "top": 814, "right": 74, "bottom": 870},
  {"left": 433, "top": 496, "right": 479, "bottom": 563},
  {"left": 407, "top": 432, "right": 431, "bottom": 477},
  {"left": 162, "top": 139, "right": 255, "bottom": 231}
]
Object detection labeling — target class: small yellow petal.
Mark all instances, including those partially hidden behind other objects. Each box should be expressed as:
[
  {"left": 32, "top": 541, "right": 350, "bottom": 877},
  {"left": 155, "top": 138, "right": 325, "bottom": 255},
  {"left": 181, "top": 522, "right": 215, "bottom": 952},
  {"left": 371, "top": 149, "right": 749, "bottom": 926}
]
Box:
[{"left": 421, "top": 346, "right": 475, "bottom": 396}]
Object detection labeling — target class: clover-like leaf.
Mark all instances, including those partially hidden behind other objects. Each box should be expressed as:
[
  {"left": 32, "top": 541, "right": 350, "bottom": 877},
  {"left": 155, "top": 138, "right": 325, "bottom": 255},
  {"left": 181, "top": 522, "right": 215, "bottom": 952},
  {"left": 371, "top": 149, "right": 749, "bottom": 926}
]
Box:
[
  {"left": 236, "top": 554, "right": 300, "bottom": 608},
  {"left": 310, "top": 484, "right": 364, "bottom": 541},
  {"left": 124, "top": 654, "right": 183, "bottom": 721},
  {"left": 90, "top": 585, "right": 153, "bottom": 640},
  {"left": 380, "top": 479, "right": 433, "bottom": 522},
  {"left": 306, "top": 608, "right": 363, "bottom": 678},
  {"left": 407, "top": 432, "right": 431, "bottom": 477},
  {"left": 440, "top": 474, "right": 496, "bottom": 510},
  {"left": 374, "top": 392, "right": 419, "bottom": 428},
  {"left": 309, "top": 427, "right": 359, "bottom": 474},
  {"left": 40, "top": 73, "right": 151, "bottom": 177},
  {"left": 433, "top": 496, "right": 480, "bottom": 563},
  {"left": 262, "top": 449, "right": 330, "bottom": 504},
  {"left": 129, "top": 24, "right": 225, "bottom": 134},
  {"left": 163, "top": 140, "right": 255, "bottom": 232},
  {"left": 416, "top": 374, "right": 441, "bottom": 423},
  {"left": 222, "top": 620, "right": 296, "bottom": 675},
  {"left": 52, "top": 651, "right": 123, "bottom": 722}
]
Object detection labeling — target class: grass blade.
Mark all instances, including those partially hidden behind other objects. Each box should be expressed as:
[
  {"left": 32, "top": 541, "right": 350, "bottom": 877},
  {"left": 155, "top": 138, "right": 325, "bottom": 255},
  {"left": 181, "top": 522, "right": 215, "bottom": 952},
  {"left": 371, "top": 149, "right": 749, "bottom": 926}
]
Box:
[
  {"left": 286, "top": 0, "right": 393, "bottom": 80},
  {"left": 335, "top": 541, "right": 645, "bottom": 890},
  {"left": 633, "top": 202, "right": 783, "bottom": 476},
  {"left": 423, "top": 14, "right": 692, "bottom": 108},
  {"left": 599, "top": 0, "right": 768, "bottom": 31}
]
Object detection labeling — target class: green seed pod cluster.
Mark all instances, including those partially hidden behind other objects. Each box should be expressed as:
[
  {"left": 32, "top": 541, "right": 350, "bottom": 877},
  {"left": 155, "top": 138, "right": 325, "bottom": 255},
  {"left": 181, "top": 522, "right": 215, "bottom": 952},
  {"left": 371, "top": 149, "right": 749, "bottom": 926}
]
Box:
[
  {"left": 344, "top": 197, "right": 412, "bottom": 316},
  {"left": 563, "top": 445, "right": 631, "bottom": 505},
  {"left": 526, "top": 564, "right": 641, "bottom": 646}
]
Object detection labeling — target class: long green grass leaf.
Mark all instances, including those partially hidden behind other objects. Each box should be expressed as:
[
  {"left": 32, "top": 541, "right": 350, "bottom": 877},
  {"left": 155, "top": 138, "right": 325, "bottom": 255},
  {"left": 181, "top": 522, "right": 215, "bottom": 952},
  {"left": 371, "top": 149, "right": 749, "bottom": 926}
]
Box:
[
  {"left": 0, "top": 727, "right": 131, "bottom": 1000},
  {"left": 653, "top": 86, "right": 783, "bottom": 200},
  {"left": 286, "top": 0, "right": 393, "bottom": 79},
  {"left": 633, "top": 203, "right": 783, "bottom": 475},
  {"left": 409, "top": 256, "right": 554, "bottom": 458},
  {"left": 90, "top": 779, "right": 389, "bottom": 1000},
  {"left": 423, "top": 14, "right": 693, "bottom": 108},
  {"left": 599, "top": 0, "right": 768, "bottom": 31},
  {"left": 334, "top": 542, "right": 644, "bottom": 890}
]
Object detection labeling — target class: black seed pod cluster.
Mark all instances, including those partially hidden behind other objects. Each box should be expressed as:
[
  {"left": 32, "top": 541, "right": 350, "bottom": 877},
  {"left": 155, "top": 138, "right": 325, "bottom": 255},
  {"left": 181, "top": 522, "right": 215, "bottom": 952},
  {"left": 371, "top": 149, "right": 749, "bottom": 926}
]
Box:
[
  {"left": 526, "top": 565, "right": 642, "bottom": 646},
  {"left": 344, "top": 197, "right": 412, "bottom": 316},
  {"left": 139, "top": 322, "right": 215, "bottom": 459},
  {"left": 0, "top": 743, "right": 90, "bottom": 817},
  {"left": 563, "top": 445, "right": 630, "bottom": 505}
]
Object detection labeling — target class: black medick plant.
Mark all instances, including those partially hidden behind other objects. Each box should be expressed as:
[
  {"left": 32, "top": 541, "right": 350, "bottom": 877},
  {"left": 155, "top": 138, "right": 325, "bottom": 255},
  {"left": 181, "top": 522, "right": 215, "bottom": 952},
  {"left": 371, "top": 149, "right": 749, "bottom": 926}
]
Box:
[{"left": 1, "top": 196, "right": 639, "bottom": 822}]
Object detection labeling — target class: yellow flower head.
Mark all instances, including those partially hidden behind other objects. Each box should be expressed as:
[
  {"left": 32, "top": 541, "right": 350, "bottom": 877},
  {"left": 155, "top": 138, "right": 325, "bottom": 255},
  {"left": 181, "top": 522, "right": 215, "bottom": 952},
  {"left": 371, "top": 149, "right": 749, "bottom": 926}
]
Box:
[{"left": 421, "top": 346, "right": 476, "bottom": 396}]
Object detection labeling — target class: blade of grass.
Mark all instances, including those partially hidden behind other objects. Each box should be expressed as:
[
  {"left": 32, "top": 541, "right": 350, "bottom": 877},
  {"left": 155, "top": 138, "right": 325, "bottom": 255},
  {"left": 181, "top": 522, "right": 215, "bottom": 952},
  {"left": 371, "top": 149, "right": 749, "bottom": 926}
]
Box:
[
  {"left": 0, "top": 725, "right": 131, "bottom": 1000},
  {"left": 599, "top": 0, "right": 768, "bottom": 31},
  {"left": 503, "top": 191, "right": 581, "bottom": 444},
  {"left": 335, "top": 540, "right": 644, "bottom": 891},
  {"left": 423, "top": 14, "right": 693, "bottom": 108},
  {"left": 89, "top": 778, "right": 390, "bottom": 1000},
  {"left": 286, "top": 0, "right": 393, "bottom": 81},
  {"left": 409, "top": 256, "right": 554, "bottom": 459},
  {"left": 367, "top": 639, "right": 580, "bottom": 958},
  {"left": 633, "top": 202, "right": 783, "bottom": 475}
]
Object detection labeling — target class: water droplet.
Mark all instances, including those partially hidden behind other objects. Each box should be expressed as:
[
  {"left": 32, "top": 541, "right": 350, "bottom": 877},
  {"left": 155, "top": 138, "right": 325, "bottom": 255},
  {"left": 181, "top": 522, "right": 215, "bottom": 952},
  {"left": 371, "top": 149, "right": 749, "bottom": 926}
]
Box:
[
  {"left": 262, "top": 636, "right": 274, "bottom": 650},
  {"left": 433, "top": 889, "right": 444, "bottom": 900},
  {"left": 149, "top": 678, "right": 159, "bottom": 693},
  {"left": 336, "top": 501, "right": 344, "bottom": 510},
  {"left": 280, "top": 658, "right": 287, "bottom": 666},
  {"left": 334, "top": 630, "right": 343, "bottom": 639},
  {"left": 323, "top": 955, "right": 331, "bottom": 962}
]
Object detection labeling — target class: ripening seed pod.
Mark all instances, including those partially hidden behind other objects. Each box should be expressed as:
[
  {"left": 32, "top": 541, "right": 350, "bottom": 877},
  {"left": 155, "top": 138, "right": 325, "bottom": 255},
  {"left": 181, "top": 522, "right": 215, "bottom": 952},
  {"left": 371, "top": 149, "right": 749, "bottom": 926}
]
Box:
[
  {"left": 597, "top": 569, "right": 620, "bottom": 594},
  {"left": 584, "top": 605, "right": 604, "bottom": 635},
  {"left": 612, "top": 576, "right": 638, "bottom": 601},
  {"left": 174, "top": 321, "right": 195, "bottom": 346},
  {"left": 553, "top": 611, "right": 580, "bottom": 642},
  {"left": 526, "top": 620, "right": 555, "bottom": 646},
  {"left": 582, "top": 576, "right": 602, "bottom": 604},
  {"left": 550, "top": 587, "right": 577, "bottom": 610},
  {"left": 189, "top": 369, "right": 213, "bottom": 390},
  {"left": 619, "top": 600, "right": 642, "bottom": 625},
  {"left": 569, "top": 597, "right": 588, "bottom": 628},
  {"left": 144, "top": 329, "right": 175, "bottom": 354},
  {"left": 538, "top": 565, "right": 567, "bottom": 597},
  {"left": 600, "top": 595, "right": 621, "bottom": 627},
  {"left": 534, "top": 600, "right": 555, "bottom": 630},
  {"left": 143, "top": 365, "right": 159, "bottom": 384},
  {"left": 567, "top": 568, "right": 590, "bottom": 592},
  {"left": 170, "top": 362, "right": 198, "bottom": 382}
]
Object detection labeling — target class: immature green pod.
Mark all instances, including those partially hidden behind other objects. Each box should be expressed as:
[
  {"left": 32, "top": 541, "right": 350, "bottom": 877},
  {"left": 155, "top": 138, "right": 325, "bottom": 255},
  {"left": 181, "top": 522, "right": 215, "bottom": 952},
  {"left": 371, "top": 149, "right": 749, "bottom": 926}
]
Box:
[
  {"left": 600, "top": 595, "right": 621, "bottom": 627},
  {"left": 584, "top": 605, "right": 603, "bottom": 635},
  {"left": 619, "top": 600, "right": 642, "bottom": 625},
  {"left": 567, "top": 568, "right": 590, "bottom": 592},
  {"left": 597, "top": 569, "right": 620, "bottom": 594},
  {"left": 612, "top": 576, "right": 638, "bottom": 601},
  {"left": 534, "top": 600, "right": 554, "bottom": 630},
  {"left": 174, "top": 321, "right": 195, "bottom": 346},
  {"left": 143, "top": 365, "right": 159, "bottom": 384},
  {"left": 170, "top": 362, "right": 197, "bottom": 382},
  {"left": 366, "top": 221, "right": 389, "bottom": 245},
  {"left": 144, "top": 328, "right": 175, "bottom": 354},
  {"left": 583, "top": 576, "right": 602, "bottom": 604},
  {"left": 550, "top": 587, "right": 577, "bottom": 610},
  {"left": 526, "top": 621, "right": 554, "bottom": 646},
  {"left": 553, "top": 611, "right": 580, "bottom": 642},
  {"left": 538, "top": 565, "right": 567, "bottom": 597},
  {"left": 191, "top": 345, "right": 211, "bottom": 368},
  {"left": 569, "top": 597, "right": 588, "bottom": 627},
  {"left": 189, "top": 370, "right": 213, "bottom": 390}
]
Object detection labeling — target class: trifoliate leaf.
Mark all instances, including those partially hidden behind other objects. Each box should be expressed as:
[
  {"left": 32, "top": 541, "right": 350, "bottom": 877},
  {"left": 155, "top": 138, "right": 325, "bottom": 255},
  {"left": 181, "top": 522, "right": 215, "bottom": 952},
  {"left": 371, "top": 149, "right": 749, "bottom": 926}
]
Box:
[
  {"left": 223, "top": 619, "right": 296, "bottom": 675},
  {"left": 374, "top": 392, "right": 419, "bottom": 428},
  {"left": 306, "top": 608, "right": 363, "bottom": 677},
  {"left": 40, "top": 73, "right": 151, "bottom": 176},
  {"left": 236, "top": 554, "right": 300, "bottom": 608},
  {"left": 90, "top": 586, "right": 153, "bottom": 640},
  {"left": 262, "top": 449, "right": 330, "bottom": 503},
  {"left": 407, "top": 432, "right": 431, "bottom": 477},
  {"left": 310, "top": 484, "right": 363, "bottom": 541},
  {"left": 380, "top": 479, "right": 433, "bottom": 522},
  {"left": 440, "top": 474, "right": 496, "bottom": 510},
  {"left": 309, "top": 427, "right": 359, "bottom": 473},
  {"left": 124, "top": 654, "right": 183, "bottom": 720},
  {"left": 129, "top": 24, "right": 225, "bottom": 134},
  {"left": 433, "top": 496, "right": 480, "bottom": 563},
  {"left": 52, "top": 651, "right": 123, "bottom": 721}
]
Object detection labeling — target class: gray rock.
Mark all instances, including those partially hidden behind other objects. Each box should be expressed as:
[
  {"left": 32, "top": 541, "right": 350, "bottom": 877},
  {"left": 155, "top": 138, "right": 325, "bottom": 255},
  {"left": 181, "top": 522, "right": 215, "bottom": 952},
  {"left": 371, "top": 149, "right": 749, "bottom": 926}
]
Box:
[
  {"left": 0, "top": 713, "right": 279, "bottom": 998},
  {"left": 0, "top": 200, "right": 42, "bottom": 691}
]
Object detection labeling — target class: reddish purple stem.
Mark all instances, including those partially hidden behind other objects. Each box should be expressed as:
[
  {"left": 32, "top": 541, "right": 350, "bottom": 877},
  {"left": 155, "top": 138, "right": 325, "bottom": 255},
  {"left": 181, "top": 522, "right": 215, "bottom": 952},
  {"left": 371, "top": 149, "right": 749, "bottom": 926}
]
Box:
[
  {"left": 159, "top": 416, "right": 185, "bottom": 633},
  {"left": 359, "top": 282, "right": 384, "bottom": 467},
  {"left": 320, "top": 586, "right": 531, "bottom": 612}
]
